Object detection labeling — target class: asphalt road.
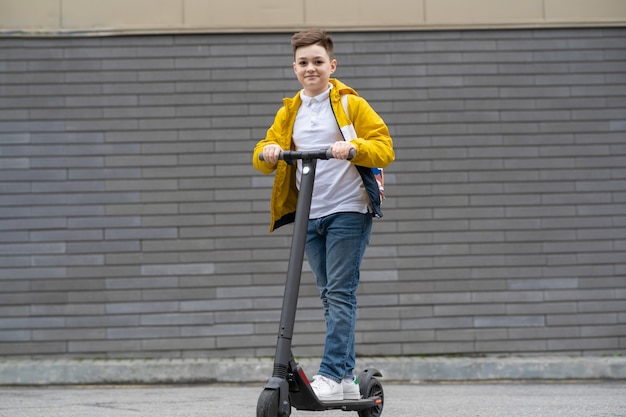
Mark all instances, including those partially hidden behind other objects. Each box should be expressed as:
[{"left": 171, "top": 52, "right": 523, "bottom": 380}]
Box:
[{"left": 1, "top": 382, "right": 625, "bottom": 417}]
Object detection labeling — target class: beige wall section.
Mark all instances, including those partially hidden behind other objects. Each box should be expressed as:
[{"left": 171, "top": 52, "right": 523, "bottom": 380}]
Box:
[
  {"left": 427, "top": 0, "right": 545, "bottom": 25},
  {"left": 305, "top": 0, "right": 425, "bottom": 28},
  {"left": 185, "top": 0, "right": 303, "bottom": 29},
  {"left": 0, "top": 0, "right": 624, "bottom": 35},
  {"left": 62, "top": 0, "right": 183, "bottom": 29},
  {"left": 0, "top": 0, "right": 61, "bottom": 30},
  {"left": 545, "top": 0, "right": 626, "bottom": 21}
]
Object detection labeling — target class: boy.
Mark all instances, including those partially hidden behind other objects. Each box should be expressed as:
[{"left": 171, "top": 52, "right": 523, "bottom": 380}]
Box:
[{"left": 252, "top": 28, "right": 394, "bottom": 401}]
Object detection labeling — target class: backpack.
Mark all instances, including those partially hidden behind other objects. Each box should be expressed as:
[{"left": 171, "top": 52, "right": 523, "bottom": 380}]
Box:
[{"left": 340, "top": 94, "right": 385, "bottom": 202}]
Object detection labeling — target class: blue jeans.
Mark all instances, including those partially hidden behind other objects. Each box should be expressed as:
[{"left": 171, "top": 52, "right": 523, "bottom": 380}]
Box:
[{"left": 305, "top": 212, "right": 372, "bottom": 383}]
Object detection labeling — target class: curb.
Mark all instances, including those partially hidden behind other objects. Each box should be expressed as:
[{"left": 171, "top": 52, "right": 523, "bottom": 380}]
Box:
[{"left": 1, "top": 356, "right": 625, "bottom": 386}]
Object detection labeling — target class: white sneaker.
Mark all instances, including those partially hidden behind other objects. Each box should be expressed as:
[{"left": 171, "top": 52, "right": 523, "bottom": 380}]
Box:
[
  {"left": 342, "top": 376, "right": 361, "bottom": 400},
  {"left": 310, "top": 374, "right": 343, "bottom": 401}
]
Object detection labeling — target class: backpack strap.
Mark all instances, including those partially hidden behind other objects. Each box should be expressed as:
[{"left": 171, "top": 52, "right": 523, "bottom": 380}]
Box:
[{"left": 339, "top": 94, "right": 358, "bottom": 141}]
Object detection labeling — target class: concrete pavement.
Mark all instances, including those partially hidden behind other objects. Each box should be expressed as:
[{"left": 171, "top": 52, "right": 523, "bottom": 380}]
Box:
[{"left": 1, "top": 382, "right": 625, "bottom": 417}]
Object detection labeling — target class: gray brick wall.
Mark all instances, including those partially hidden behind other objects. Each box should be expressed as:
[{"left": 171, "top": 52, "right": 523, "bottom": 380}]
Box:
[{"left": 0, "top": 28, "right": 625, "bottom": 359}]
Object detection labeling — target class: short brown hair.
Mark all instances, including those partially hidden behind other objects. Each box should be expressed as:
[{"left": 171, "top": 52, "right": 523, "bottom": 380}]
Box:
[{"left": 291, "top": 28, "right": 334, "bottom": 60}]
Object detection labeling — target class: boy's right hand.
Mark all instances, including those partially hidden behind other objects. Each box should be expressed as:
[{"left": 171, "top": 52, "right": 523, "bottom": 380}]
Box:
[{"left": 262, "top": 144, "right": 283, "bottom": 164}]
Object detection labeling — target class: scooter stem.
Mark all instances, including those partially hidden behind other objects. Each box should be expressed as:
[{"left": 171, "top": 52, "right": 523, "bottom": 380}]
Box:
[{"left": 272, "top": 157, "right": 317, "bottom": 378}]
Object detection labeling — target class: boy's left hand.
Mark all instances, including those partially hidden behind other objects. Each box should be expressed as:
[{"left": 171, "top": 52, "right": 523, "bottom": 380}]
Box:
[{"left": 330, "top": 141, "right": 356, "bottom": 160}]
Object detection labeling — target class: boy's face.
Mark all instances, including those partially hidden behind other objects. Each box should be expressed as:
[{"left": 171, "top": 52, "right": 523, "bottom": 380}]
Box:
[{"left": 293, "top": 44, "right": 337, "bottom": 97}]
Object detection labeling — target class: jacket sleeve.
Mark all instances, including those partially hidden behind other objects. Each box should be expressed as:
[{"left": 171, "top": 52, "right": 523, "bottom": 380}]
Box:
[
  {"left": 252, "top": 106, "right": 287, "bottom": 174},
  {"left": 348, "top": 96, "right": 395, "bottom": 169}
]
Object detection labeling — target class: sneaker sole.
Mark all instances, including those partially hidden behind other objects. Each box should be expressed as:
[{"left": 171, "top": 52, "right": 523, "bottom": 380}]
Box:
[{"left": 317, "top": 394, "right": 344, "bottom": 402}]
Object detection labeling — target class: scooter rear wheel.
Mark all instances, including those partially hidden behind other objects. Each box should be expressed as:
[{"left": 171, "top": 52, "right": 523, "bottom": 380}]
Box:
[
  {"left": 357, "top": 377, "right": 384, "bottom": 417},
  {"left": 256, "top": 388, "right": 280, "bottom": 417}
]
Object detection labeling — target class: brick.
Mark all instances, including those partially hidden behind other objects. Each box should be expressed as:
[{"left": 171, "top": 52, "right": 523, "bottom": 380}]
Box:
[
  {"left": 216, "top": 334, "right": 273, "bottom": 349},
  {"left": 30, "top": 156, "right": 104, "bottom": 168},
  {"left": 474, "top": 316, "right": 545, "bottom": 328},
  {"left": 142, "top": 288, "right": 216, "bottom": 302},
  {"left": 0, "top": 218, "right": 69, "bottom": 231},
  {"left": 32, "top": 230, "right": 105, "bottom": 243},
  {"left": 508, "top": 302, "right": 577, "bottom": 315},
  {"left": 108, "top": 327, "right": 180, "bottom": 339},
  {"left": 181, "top": 324, "right": 254, "bottom": 337},
  {"left": 104, "top": 227, "right": 177, "bottom": 240},
  {"left": 0, "top": 96, "right": 65, "bottom": 109},
  {"left": 578, "top": 300, "right": 626, "bottom": 313},
  {"left": 104, "top": 203, "right": 177, "bottom": 216},
  {"left": 68, "top": 340, "right": 143, "bottom": 353},
  {"left": 33, "top": 328, "right": 106, "bottom": 341},
  {"left": 105, "top": 302, "right": 179, "bottom": 315},
  {"left": 508, "top": 326, "right": 579, "bottom": 339},
  {"left": 214, "top": 310, "right": 278, "bottom": 324},
  {"left": 140, "top": 263, "right": 214, "bottom": 276},
  {"left": 402, "top": 316, "right": 473, "bottom": 330},
  {"left": 0, "top": 242, "right": 66, "bottom": 255},
  {"left": 142, "top": 313, "right": 215, "bottom": 326},
  {"left": 105, "top": 276, "right": 176, "bottom": 290},
  {"left": 0, "top": 342, "right": 67, "bottom": 355},
  {"left": 547, "top": 337, "right": 618, "bottom": 351},
  {"left": 475, "top": 339, "right": 547, "bottom": 353},
  {"left": 69, "top": 290, "right": 142, "bottom": 304},
  {"left": 181, "top": 299, "right": 253, "bottom": 312},
  {"left": 65, "top": 315, "right": 140, "bottom": 328},
  {"left": 548, "top": 313, "right": 619, "bottom": 326},
  {"left": 30, "top": 278, "right": 105, "bottom": 292},
  {"left": 0, "top": 317, "right": 65, "bottom": 330},
  {"left": 579, "top": 276, "right": 626, "bottom": 289},
  {"left": 434, "top": 304, "right": 506, "bottom": 316},
  {"left": 0, "top": 267, "right": 67, "bottom": 281},
  {"left": 508, "top": 278, "right": 579, "bottom": 290},
  {"left": 0, "top": 330, "right": 31, "bottom": 341},
  {"left": 31, "top": 254, "right": 104, "bottom": 267},
  {"left": 362, "top": 329, "right": 431, "bottom": 344}
]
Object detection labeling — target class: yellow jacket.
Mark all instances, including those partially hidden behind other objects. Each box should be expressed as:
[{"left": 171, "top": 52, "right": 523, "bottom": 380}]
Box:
[{"left": 252, "top": 78, "right": 394, "bottom": 231}]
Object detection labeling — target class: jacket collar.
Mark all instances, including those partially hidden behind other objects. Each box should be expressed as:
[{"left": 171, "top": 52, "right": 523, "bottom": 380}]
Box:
[
  {"left": 283, "top": 78, "right": 358, "bottom": 111},
  {"left": 300, "top": 84, "right": 333, "bottom": 107}
]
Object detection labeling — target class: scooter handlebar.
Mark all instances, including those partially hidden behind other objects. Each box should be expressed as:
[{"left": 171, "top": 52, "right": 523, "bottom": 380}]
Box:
[{"left": 259, "top": 148, "right": 356, "bottom": 162}]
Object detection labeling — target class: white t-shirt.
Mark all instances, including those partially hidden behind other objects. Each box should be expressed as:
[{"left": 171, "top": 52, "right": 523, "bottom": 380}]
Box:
[{"left": 292, "top": 85, "right": 368, "bottom": 219}]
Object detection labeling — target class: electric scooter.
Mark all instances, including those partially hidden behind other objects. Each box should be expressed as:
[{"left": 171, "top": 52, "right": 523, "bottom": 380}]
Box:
[{"left": 256, "top": 148, "right": 384, "bottom": 417}]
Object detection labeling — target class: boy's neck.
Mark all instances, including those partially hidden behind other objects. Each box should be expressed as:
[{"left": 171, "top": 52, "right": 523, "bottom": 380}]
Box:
[{"left": 303, "top": 83, "right": 333, "bottom": 98}]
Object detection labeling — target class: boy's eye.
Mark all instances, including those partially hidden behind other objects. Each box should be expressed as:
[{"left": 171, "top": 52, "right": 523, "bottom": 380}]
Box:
[{"left": 297, "top": 60, "right": 325, "bottom": 66}]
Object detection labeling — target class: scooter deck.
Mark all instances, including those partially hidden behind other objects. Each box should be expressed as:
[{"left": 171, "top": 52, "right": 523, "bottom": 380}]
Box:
[
  {"left": 290, "top": 390, "right": 382, "bottom": 412},
  {"left": 309, "top": 397, "right": 383, "bottom": 411},
  {"left": 287, "top": 361, "right": 382, "bottom": 412}
]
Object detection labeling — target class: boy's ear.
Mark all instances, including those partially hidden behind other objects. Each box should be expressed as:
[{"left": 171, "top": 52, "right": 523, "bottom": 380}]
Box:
[{"left": 330, "top": 59, "right": 337, "bottom": 73}]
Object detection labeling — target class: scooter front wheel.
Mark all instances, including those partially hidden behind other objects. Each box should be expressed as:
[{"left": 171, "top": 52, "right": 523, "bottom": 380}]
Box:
[{"left": 257, "top": 388, "right": 288, "bottom": 417}]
